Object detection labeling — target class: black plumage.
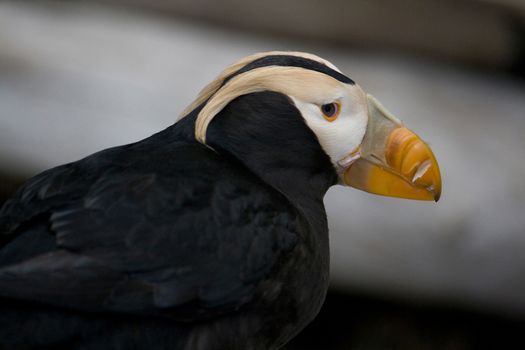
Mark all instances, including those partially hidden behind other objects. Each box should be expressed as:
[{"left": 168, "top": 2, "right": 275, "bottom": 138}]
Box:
[{"left": 0, "top": 90, "right": 337, "bottom": 349}]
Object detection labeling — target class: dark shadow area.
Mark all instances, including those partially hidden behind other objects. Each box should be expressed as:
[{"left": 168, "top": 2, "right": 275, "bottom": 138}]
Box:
[
  {"left": 510, "top": 14, "right": 525, "bottom": 78},
  {"left": 286, "top": 289, "right": 525, "bottom": 350},
  {"left": 0, "top": 172, "right": 25, "bottom": 206}
]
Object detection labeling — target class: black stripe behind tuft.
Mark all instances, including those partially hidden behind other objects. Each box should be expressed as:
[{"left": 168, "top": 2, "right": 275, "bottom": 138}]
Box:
[{"left": 222, "top": 55, "right": 355, "bottom": 86}]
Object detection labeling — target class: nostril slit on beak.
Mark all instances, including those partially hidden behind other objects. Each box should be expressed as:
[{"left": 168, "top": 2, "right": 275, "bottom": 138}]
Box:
[{"left": 411, "top": 159, "right": 431, "bottom": 183}]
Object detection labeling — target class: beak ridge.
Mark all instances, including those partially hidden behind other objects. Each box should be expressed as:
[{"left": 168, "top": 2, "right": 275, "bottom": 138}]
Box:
[{"left": 342, "top": 95, "right": 441, "bottom": 201}]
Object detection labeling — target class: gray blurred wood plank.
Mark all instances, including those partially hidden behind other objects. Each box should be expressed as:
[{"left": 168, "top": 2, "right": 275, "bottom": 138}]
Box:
[{"left": 99, "top": 0, "right": 521, "bottom": 68}]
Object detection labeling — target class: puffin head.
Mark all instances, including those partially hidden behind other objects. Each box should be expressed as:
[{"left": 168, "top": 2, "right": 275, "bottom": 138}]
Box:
[{"left": 180, "top": 51, "right": 441, "bottom": 201}]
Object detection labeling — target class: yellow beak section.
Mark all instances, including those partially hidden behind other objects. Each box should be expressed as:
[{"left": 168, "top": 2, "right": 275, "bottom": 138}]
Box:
[{"left": 343, "top": 95, "right": 441, "bottom": 201}]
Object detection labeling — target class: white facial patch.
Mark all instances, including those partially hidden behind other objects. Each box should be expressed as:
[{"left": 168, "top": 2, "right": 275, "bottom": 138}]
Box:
[{"left": 290, "top": 84, "right": 369, "bottom": 167}]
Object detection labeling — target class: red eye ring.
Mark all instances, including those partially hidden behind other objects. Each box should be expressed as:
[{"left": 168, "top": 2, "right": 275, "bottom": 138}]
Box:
[{"left": 321, "top": 102, "right": 341, "bottom": 122}]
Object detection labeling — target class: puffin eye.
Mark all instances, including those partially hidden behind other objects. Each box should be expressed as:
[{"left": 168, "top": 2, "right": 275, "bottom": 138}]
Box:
[{"left": 320, "top": 102, "right": 341, "bottom": 122}]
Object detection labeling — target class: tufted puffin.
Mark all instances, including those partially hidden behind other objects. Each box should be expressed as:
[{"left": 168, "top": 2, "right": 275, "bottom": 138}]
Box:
[{"left": 0, "top": 51, "right": 441, "bottom": 350}]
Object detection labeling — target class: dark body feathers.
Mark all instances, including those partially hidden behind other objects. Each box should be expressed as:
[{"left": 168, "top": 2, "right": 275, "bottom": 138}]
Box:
[{"left": 0, "top": 91, "right": 337, "bottom": 349}]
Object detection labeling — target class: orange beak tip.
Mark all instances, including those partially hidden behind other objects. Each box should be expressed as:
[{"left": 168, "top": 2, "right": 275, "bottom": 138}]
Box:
[{"left": 343, "top": 127, "right": 441, "bottom": 202}]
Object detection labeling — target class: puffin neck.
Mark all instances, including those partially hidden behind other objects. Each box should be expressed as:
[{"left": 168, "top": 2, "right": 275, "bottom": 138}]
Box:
[{"left": 205, "top": 91, "right": 337, "bottom": 203}]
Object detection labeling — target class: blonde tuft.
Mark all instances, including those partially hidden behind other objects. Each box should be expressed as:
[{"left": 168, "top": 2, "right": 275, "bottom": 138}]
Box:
[{"left": 178, "top": 51, "right": 340, "bottom": 121}]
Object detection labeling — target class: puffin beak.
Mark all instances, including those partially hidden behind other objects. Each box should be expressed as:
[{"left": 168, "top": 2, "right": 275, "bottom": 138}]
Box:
[{"left": 341, "top": 95, "right": 441, "bottom": 201}]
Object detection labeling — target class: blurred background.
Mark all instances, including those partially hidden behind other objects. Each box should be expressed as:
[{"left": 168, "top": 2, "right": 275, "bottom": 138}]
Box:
[{"left": 1, "top": 0, "right": 525, "bottom": 348}]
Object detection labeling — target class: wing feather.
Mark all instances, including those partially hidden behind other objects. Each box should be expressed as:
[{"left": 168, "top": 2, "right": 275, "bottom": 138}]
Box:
[{"left": 0, "top": 144, "right": 298, "bottom": 321}]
